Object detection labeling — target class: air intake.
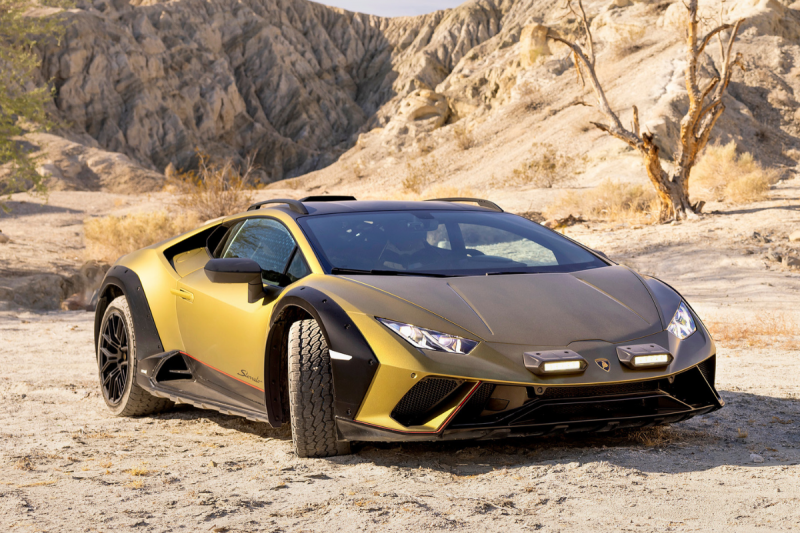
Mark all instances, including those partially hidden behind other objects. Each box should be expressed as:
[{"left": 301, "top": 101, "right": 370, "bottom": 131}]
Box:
[{"left": 391, "top": 378, "right": 461, "bottom": 427}]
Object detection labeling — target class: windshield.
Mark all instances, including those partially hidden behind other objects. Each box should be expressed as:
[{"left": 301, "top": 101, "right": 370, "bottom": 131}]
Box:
[{"left": 298, "top": 211, "right": 607, "bottom": 276}]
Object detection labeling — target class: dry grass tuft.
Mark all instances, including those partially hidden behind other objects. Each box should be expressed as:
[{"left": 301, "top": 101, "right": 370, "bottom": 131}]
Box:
[
  {"left": 544, "top": 179, "right": 659, "bottom": 224},
  {"left": 452, "top": 122, "right": 475, "bottom": 150},
  {"left": 125, "top": 480, "right": 145, "bottom": 489},
  {"left": 704, "top": 312, "right": 797, "bottom": 347},
  {"left": 126, "top": 467, "right": 150, "bottom": 477},
  {"left": 17, "top": 479, "right": 57, "bottom": 488},
  {"left": 690, "top": 142, "right": 782, "bottom": 204},
  {"left": 496, "top": 143, "right": 586, "bottom": 189},
  {"left": 166, "top": 152, "right": 256, "bottom": 220},
  {"left": 84, "top": 211, "right": 200, "bottom": 264},
  {"left": 14, "top": 456, "right": 33, "bottom": 471},
  {"left": 627, "top": 426, "right": 676, "bottom": 446}
]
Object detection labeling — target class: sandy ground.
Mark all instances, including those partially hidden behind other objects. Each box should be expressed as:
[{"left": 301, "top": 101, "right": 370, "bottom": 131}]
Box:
[{"left": 1, "top": 179, "right": 799, "bottom": 531}]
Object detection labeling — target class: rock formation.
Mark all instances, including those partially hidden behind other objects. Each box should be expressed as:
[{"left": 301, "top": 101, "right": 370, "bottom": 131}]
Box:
[{"left": 28, "top": 0, "right": 800, "bottom": 193}]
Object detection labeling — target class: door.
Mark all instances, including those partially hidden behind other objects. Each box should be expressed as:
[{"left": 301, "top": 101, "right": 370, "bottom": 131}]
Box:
[{"left": 174, "top": 217, "right": 311, "bottom": 409}]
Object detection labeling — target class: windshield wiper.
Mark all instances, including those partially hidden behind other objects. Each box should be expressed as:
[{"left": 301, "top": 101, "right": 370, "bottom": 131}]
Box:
[{"left": 331, "top": 267, "right": 450, "bottom": 278}]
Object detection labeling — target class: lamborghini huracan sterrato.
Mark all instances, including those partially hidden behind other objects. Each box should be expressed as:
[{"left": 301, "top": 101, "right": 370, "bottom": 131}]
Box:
[{"left": 94, "top": 197, "right": 723, "bottom": 457}]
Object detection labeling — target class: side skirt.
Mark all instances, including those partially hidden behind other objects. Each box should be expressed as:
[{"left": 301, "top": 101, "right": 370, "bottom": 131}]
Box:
[{"left": 137, "top": 351, "right": 272, "bottom": 425}]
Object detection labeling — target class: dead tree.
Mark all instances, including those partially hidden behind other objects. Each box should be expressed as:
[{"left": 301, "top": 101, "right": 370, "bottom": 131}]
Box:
[{"left": 547, "top": 0, "right": 744, "bottom": 222}]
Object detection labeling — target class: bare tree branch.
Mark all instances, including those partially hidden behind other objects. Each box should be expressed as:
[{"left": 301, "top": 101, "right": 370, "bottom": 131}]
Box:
[
  {"left": 699, "top": 77, "right": 720, "bottom": 105},
  {"left": 698, "top": 24, "right": 731, "bottom": 55},
  {"left": 632, "top": 105, "right": 640, "bottom": 138}
]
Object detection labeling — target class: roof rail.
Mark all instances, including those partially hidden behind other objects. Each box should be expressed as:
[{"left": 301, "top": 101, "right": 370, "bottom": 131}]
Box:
[
  {"left": 425, "top": 197, "right": 504, "bottom": 212},
  {"left": 247, "top": 199, "right": 308, "bottom": 215},
  {"left": 299, "top": 195, "right": 357, "bottom": 202}
]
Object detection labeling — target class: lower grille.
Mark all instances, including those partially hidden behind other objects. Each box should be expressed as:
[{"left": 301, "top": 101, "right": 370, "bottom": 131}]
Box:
[
  {"left": 391, "top": 378, "right": 460, "bottom": 427},
  {"left": 535, "top": 381, "right": 661, "bottom": 400},
  {"left": 452, "top": 383, "right": 495, "bottom": 423},
  {"left": 696, "top": 356, "right": 716, "bottom": 385}
]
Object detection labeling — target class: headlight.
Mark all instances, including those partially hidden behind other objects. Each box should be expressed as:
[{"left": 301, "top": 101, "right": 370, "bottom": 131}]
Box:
[
  {"left": 667, "top": 302, "right": 696, "bottom": 340},
  {"left": 377, "top": 318, "right": 479, "bottom": 354}
]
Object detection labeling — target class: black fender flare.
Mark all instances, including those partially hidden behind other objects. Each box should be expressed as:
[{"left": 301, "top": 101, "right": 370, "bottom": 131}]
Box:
[
  {"left": 94, "top": 265, "right": 165, "bottom": 361},
  {"left": 265, "top": 286, "right": 379, "bottom": 427}
]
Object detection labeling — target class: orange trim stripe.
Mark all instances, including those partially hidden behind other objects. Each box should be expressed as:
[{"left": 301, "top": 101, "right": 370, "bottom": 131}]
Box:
[{"left": 180, "top": 351, "right": 265, "bottom": 392}]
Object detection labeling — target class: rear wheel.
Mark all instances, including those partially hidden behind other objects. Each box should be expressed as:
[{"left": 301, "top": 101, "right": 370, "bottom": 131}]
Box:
[
  {"left": 97, "top": 296, "right": 172, "bottom": 417},
  {"left": 287, "top": 319, "right": 348, "bottom": 458}
]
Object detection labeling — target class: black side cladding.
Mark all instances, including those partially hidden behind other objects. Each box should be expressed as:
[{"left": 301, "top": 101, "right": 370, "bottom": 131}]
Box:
[
  {"left": 267, "top": 286, "right": 378, "bottom": 426},
  {"left": 94, "top": 266, "right": 164, "bottom": 360}
]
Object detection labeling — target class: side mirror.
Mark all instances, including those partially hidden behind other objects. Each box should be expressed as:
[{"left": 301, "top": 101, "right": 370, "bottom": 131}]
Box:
[
  {"left": 205, "top": 258, "right": 261, "bottom": 283},
  {"left": 205, "top": 258, "right": 266, "bottom": 303}
]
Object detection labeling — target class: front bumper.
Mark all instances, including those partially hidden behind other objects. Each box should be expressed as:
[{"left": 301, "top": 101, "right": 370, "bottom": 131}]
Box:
[
  {"left": 338, "top": 355, "right": 722, "bottom": 442},
  {"left": 342, "top": 312, "right": 720, "bottom": 439}
]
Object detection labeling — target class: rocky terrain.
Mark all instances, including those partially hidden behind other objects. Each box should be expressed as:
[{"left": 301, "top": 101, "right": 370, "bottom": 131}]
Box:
[
  {"left": 1, "top": 182, "right": 799, "bottom": 530},
  {"left": 0, "top": 0, "right": 799, "bottom": 530}
]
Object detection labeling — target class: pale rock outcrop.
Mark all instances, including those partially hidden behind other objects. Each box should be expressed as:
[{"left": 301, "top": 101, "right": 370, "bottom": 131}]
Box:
[
  {"left": 519, "top": 24, "right": 551, "bottom": 67},
  {"left": 41, "top": 0, "right": 516, "bottom": 183},
  {"left": 29, "top": 133, "right": 164, "bottom": 193}
]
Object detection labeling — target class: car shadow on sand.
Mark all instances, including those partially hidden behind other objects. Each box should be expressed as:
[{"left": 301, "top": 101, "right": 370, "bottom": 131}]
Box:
[
  {"left": 146, "top": 390, "right": 798, "bottom": 475},
  {"left": 343, "top": 390, "right": 799, "bottom": 475}
]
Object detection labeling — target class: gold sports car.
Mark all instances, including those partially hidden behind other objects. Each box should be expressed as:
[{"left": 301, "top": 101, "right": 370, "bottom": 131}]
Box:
[{"left": 94, "top": 197, "right": 723, "bottom": 457}]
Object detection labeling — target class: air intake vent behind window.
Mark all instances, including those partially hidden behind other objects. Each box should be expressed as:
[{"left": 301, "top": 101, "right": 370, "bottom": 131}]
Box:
[{"left": 391, "top": 378, "right": 461, "bottom": 427}]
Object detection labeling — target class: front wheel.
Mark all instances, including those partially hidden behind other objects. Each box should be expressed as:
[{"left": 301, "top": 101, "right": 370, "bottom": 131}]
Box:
[
  {"left": 97, "top": 296, "right": 173, "bottom": 417},
  {"left": 287, "top": 319, "right": 348, "bottom": 458}
]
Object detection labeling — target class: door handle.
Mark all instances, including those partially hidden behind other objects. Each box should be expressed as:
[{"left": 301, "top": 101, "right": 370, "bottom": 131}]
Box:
[{"left": 170, "top": 288, "right": 194, "bottom": 303}]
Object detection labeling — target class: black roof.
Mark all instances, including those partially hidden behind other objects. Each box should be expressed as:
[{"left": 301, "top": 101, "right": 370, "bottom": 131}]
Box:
[{"left": 248, "top": 198, "right": 504, "bottom": 217}]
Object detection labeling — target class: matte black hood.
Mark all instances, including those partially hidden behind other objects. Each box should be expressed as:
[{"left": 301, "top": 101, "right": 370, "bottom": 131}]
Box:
[{"left": 346, "top": 266, "right": 664, "bottom": 346}]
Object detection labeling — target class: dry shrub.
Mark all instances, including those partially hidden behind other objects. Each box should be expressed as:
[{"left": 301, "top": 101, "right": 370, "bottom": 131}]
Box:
[
  {"left": 167, "top": 152, "right": 256, "bottom": 220},
  {"left": 84, "top": 211, "right": 200, "bottom": 264},
  {"left": 389, "top": 184, "right": 478, "bottom": 202},
  {"left": 126, "top": 467, "right": 150, "bottom": 477},
  {"left": 402, "top": 156, "right": 441, "bottom": 194},
  {"left": 690, "top": 142, "right": 782, "bottom": 204},
  {"left": 497, "top": 143, "right": 586, "bottom": 189},
  {"left": 704, "top": 312, "right": 797, "bottom": 347},
  {"left": 452, "top": 122, "right": 475, "bottom": 150},
  {"left": 544, "top": 179, "right": 659, "bottom": 224}
]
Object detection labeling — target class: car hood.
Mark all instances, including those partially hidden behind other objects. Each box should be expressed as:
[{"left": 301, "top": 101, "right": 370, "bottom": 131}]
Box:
[{"left": 343, "top": 266, "right": 664, "bottom": 346}]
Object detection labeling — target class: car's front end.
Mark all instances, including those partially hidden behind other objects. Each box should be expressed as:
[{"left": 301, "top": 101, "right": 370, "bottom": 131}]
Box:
[{"left": 292, "top": 204, "right": 723, "bottom": 443}]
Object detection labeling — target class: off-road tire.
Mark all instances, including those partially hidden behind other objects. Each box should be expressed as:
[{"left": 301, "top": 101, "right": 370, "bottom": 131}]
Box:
[
  {"left": 287, "top": 319, "right": 346, "bottom": 458},
  {"left": 97, "top": 296, "right": 173, "bottom": 417}
]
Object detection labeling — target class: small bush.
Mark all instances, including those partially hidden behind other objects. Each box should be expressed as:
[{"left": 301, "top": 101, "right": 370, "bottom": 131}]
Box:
[
  {"left": 498, "top": 143, "right": 587, "bottom": 189},
  {"left": 704, "top": 312, "right": 797, "bottom": 348},
  {"left": 84, "top": 211, "right": 200, "bottom": 264},
  {"left": 452, "top": 122, "right": 475, "bottom": 150},
  {"left": 690, "top": 142, "right": 782, "bottom": 204},
  {"left": 543, "top": 179, "right": 659, "bottom": 224},
  {"left": 402, "top": 156, "right": 441, "bottom": 194},
  {"left": 167, "top": 153, "right": 256, "bottom": 220}
]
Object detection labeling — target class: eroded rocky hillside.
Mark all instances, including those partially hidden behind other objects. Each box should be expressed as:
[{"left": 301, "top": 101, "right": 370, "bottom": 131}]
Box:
[{"left": 29, "top": 0, "right": 800, "bottom": 197}]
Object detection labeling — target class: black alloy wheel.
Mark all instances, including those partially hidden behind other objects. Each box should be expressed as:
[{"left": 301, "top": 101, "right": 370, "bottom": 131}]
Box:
[{"left": 98, "top": 310, "right": 130, "bottom": 405}]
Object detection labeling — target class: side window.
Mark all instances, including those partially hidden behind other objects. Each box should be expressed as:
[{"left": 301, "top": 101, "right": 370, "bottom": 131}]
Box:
[
  {"left": 221, "top": 219, "right": 298, "bottom": 284},
  {"left": 286, "top": 252, "right": 311, "bottom": 284}
]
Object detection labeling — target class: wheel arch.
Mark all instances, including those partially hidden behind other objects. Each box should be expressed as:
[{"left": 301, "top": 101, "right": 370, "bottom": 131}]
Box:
[
  {"left": 264, "top": 286, "right": 379, "bottom": 428},
  {"left": 94, "top": 266, "right": 165, "bottom": 360}
]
